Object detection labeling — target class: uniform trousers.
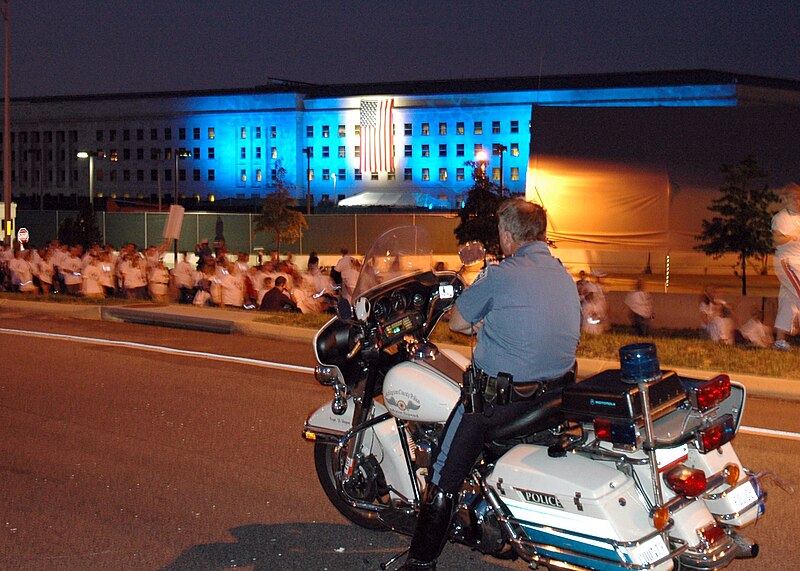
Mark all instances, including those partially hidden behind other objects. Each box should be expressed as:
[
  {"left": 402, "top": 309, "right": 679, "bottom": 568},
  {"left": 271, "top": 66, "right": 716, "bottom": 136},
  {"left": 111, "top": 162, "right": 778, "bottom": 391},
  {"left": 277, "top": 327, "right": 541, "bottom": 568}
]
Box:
[
  {"left": 430, "top": 397, "right": 541, "bottom": 494},
  {"left": 775, "top": 256, "right": 800, "bottom": 333}
]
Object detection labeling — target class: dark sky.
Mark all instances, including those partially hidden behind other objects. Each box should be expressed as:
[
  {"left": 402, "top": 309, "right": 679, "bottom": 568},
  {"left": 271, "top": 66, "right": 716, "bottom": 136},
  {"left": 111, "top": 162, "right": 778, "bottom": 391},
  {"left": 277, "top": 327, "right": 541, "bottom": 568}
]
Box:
[{"left": 9, "top": 0, "right": 800, "bottom": 98}]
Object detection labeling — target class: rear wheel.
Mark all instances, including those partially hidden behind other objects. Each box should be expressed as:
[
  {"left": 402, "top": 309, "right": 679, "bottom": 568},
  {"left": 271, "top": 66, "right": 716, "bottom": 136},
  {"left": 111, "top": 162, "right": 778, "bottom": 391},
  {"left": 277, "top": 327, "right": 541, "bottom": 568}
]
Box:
[{"left": 314, "top": 442, "right": 390, "bottom": 531}]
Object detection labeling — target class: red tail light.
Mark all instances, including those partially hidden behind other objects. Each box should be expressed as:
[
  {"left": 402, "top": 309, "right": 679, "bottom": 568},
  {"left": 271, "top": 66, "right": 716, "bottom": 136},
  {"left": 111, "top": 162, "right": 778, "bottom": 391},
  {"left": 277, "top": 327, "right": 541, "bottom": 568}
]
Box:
[
  {"left": 664, "top": 464, "right": 707, "bottom": 497},
  {"left": 689, "top": 374, "right": 731, "bottom": 411},
  {"left": 698, "top": 522, "right": 726, "bottom": 546},
  {"left": 697, "top": 414, "right": 736, "bottom": 453}
]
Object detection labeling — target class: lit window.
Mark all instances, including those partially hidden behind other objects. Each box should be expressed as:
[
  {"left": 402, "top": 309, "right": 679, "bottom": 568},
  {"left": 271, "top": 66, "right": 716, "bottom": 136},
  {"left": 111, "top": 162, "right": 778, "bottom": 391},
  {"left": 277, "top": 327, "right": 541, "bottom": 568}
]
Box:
[
  {"left": 371, "top": 172, "right": 379, "bottom": 181},
  {"left": 439, "top": 122, "right": 447, "bottom": 135},
  {"left": 308, "top": 169, "right": 314, "bottom": 181},
  {"left": 422, "top": 168, "right": 430, "bottom": 181},
  {"left": 492, "top": 121, "right": 500, "bottom": 134},
  {"left": 355, "top": 124, "right": 361, "bottom": 136},
  {"left": 421, "top": 123, "right": 430, "bottom": 136},
  {"left": 387, "top": 171, "right": 395, "bottom": 181},
  {"left": 511, "top": 143, "right": 519, "bottom": 157},
  {"left": 456, "top": 122, "right": 464, "bottom": 135},
  {"left": 422, "top": 144, "right": 430, "bottom": 157},
  {"left": 322, "top": 125, "right": 329, "bottom": 138},
  {"left": 338, "top": 146, "right": 346, "bottom": 158},
  {"left": 457, "top": 167, "right": 465, "bottom": 181},
  {"left": 511, "top": 167, "right": 520, "bottom": 181},
  {"left": 404, "top": 168, "right": 412, "bottom": 181},
  {"left": 492, "top": 167, "right": 500, "bottom": 181},
  {"left": 354, "top": 168, "right": 362, "bottom": 181},
  {"left": 338, "top": 125, "right": 346, "bottom": 137},
  {"left": 474, "top": 122, "right": 483, "bottom": 135},
  {"left": 271, "top": 147, "right": 277, "bottom": 159},
  {"left": 270, "top": 125, "right": 277, "bottom": 138},
  {"left": 439, "top": 168, "right": 447, "bottom": 181},
  {"left": 256, "top": 169, "right": 263, "bottom": 182},
  {"left": 241, "top": 127, "right": 247, "bottom": 139},
  {"left": 208, "top": 127, "right": 215, "bottom": 140},
  {"left": 474, "top": 143, "right": 483, "bottom": 155},
  {"left": 354, "top": 145, "right": 360, "bottom": 158},
  {"left": 323, "top": 169, "right": 330, "bottom": 181}
]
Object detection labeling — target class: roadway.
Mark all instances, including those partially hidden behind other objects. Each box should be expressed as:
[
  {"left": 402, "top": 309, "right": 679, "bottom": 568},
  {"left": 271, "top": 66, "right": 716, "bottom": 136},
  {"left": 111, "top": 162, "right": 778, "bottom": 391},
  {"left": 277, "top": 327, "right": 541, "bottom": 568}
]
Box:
[{"left": 0, "top": 312, "right": 797, "bottom": 570}]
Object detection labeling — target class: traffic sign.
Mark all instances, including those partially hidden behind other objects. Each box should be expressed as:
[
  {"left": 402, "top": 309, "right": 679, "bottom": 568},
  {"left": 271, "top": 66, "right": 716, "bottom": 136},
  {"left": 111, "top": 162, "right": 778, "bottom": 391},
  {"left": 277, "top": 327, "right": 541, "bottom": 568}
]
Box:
[{"left": 17, "top": 227, "right": 29, "bottom": 244}]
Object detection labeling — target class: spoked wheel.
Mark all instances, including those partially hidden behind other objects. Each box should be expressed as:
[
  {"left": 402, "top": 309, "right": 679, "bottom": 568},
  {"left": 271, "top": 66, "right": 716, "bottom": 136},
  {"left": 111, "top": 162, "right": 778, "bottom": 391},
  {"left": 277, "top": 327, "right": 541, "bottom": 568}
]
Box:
[{"left": 314, "top": 442, "right": 391, "bottom": 531}]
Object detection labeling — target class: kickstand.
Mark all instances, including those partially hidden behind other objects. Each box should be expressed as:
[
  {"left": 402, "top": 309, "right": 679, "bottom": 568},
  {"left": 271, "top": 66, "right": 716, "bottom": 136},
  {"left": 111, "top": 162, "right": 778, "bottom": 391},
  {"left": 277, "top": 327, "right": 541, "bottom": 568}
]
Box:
[{"left": 378, "top": 548, "right": 408, "bottom": 570}]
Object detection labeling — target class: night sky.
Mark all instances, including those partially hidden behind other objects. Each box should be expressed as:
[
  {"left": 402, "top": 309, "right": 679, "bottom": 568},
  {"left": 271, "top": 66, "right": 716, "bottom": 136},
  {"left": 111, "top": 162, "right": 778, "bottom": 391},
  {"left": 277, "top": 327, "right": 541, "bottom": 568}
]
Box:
[{"left": 9, "top": 0, "right": 800, "bottom": 98}]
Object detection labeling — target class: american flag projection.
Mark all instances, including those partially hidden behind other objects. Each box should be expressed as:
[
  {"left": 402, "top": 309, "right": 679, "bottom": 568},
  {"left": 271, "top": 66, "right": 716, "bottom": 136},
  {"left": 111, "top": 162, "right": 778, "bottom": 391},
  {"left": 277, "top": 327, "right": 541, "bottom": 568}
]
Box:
[{"left": 360, "top": 99, "right": 394, "bottom": 173}]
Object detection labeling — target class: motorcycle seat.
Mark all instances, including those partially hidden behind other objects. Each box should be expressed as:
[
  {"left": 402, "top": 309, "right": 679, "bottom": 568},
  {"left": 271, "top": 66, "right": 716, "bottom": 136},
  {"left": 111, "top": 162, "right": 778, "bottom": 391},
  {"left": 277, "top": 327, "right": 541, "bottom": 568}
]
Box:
[{"left": 485, "top": 388, "right": 565, "bottom": 442}]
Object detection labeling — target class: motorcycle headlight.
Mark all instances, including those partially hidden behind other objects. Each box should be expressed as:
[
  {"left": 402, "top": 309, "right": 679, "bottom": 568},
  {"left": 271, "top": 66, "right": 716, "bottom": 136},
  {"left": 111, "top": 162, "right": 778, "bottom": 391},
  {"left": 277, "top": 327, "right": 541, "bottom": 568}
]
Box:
[{"left": 314, "top": 365, "right": 339, "bottom": 387}]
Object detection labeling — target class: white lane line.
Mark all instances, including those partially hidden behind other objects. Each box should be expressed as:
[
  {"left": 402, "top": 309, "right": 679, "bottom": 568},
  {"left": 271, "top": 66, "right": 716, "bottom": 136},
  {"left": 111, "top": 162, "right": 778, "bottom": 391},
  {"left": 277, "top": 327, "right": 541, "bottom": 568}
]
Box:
[
  {"left": 739, "top": 426, "right": 800, "bottom": 441},
  {"left": 4, "top": 327, "right": 800, "bottom": 441},
  {"left": 0, "top": 327, "right": 315, "bottom": 375}
]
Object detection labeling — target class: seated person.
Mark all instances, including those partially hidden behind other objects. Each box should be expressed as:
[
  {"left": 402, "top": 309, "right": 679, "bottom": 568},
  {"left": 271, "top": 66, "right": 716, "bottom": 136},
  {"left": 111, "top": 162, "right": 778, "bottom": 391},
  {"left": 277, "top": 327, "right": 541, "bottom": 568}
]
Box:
[{"left": 259, "top": 276, "right": 299, "bottom": 312}]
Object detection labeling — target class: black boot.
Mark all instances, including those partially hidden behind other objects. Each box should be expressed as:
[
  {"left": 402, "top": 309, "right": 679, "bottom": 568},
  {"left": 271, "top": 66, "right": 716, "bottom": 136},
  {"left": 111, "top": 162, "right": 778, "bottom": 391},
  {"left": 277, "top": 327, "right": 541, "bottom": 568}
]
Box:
[{"left": 401, "top": 483, "right": 455, "bottom": 570}]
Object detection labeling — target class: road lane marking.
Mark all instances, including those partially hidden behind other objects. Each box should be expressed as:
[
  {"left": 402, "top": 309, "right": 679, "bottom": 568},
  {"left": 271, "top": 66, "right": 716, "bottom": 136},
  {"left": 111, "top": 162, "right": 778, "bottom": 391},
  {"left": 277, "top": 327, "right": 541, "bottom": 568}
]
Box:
[
  {"left": 3, "top": 327, "right": 800, "bottom": 441},
  {"left": 0, "top": 326, "right": 315, "bottom": 375}
]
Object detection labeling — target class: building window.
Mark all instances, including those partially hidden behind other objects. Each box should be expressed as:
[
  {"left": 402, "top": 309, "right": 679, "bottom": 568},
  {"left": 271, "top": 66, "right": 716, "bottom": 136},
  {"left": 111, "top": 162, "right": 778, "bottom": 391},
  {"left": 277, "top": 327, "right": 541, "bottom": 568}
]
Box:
[
  {"left": 193, "top": 169, "right": 201, "bottom": 181},
  {"left": 306, "top": 125, "right": 314, "bottom": 138},
  {"left": 179, "top": 128, "right": 186, "bottom": 140},
  {"left": 439, "top": 122, "right": 447, "bottom": 135},
  {"left": 240, "top": 147, "right": 246, "bottom": 159},
  {"left": 422, "top": 168, "right": 430, "bottom": 181},
  {"left": 271, "top": 168, "right": 277, "bottom": 181},
  {"left": 255, "top": 126, "right": 261, "bottom": 138},
  {"left": 135, "top": 129, "right": 143, "bottom": 141},
  {"left": 255, "top": 147, "right": 262, "bottom": 159},
  {"left": 137, "top": 170, "right": 144, "bottom": 182},
  {"left": 492, "top": 121, "right": 501, "bottom": 134},
  {"left": 354, "top": 168, "right": 362, "bottom": 181},
  {"left": 208, "top": 169, "right": 215, "bottom": 181},
  {"left": 338, "top": 124, "right": 346, "bottom": 137},
  {"left": 355, "top": 124, "right": 361, "bottom": 136},
  {"left": 150, "top": 169, "right": 158, "bottom": 182},
  {"left": 354, "top": 145, "right": 360, "bottom": 158},
  {"left": 271, "top": 146, "right": 277, "bottom": 159},
  {"left": 165, "top": 128, "right": 172, "bottom": 140},
  {"left": 192, "top": 147, "right": 200, "bottom": 159},
  {"left": 137, "top": 148, "right": 144, "bottom": 160},
  {"left": 164, "top": 169, "right": 171, "bottom": 182},
  {"left": 492, "top": 143, "right": 504, "bottom": 156},
  {"left": 338, "top": 145, "right": 346, "bottom": 158},
  {"left": 193, "top": 127, "right": 200, "bottom": 140},
  {"left": 240, "top": 169, "right": 247, "bottom": 182},
  {"left": 404, "top": 123, "right": 412, "bottom": 136},
  {"left": 322, "top": 146, "right": 330, "bottom": 158},
  {"left": 421, "top": 144, "right": 430, "bottom": 157},
  {"left": 510, "top": 120, "right": 519, "bottom": 134},
  {"left": 338, "top": 168, "right": 346, "bottom": 180},
  {"left": 510, "top": 167, "right": 520, "bottom": 181},
  {"left": 322, "top": 169, "right": 330, "bottom": 181},
  {"left": 474, "top": 122, "right": 483, "bottom": 135},
  {"left": 208, "top": 127, "right": 215, "bottom": 140},
  {"left": 256, "top": 168, "right": 263, "bottom": 182},
  {"left": 474, "top": 143, "right": 483, "bottom": 155},
  {"left": 179, "top": 169, "right": 186, "bottom": 182},
  {"left": 511, "top": 143, "right": 519, "bottom": 157},
  {"left": 456, "top": 122, "right": 464, "bottom": 135},
  {"left": 96, "top": 130, "right": 103, "bottom": 142},
  {"left": 404, "top": 168, "right": 412, "bottom": 181},
  {"left": 149, "top": 128, "right": 157, "bottom": 140},
  {"left": 322, "top": 125, "right": 329, "bottom": 138},
  {"left": 371, "top": 172, "right": 379, "bottom": 181},
  {"left": 404, "top": 144, "right": 412, "bottom": 157},
  {"left": 457, "top": 167, "right": 465, "bottom": 181},
  {"left": 270, "top": 125, "right": 277, "bottom": 138},
  {"left": 456, "top": 143, "right": 465, "bottom": 157},
  {"left": 109, "top": 129, "right": 117, "bottom": 142},
  {"left": 240, "top": 127, "right": 247, "bottom": 139},
  {"left": 439, "top": 168, "right": 448, "bottom": 181},
  {"left": 305, "top": 147, "right": 314, "bottom": 158},
  {"left": 421, "top": 123, "right": 430, "bottom": 136},
  {"left": 208, "top": 148, "right": 215, "bottom": 159},
  {"left": 387, "top": 171, "right": 396, "bottom": 181},
  {"left": 439, "top": 144, "right": 447, "bottom": 157},
  {"left": 492, "top": 167, "right": 500, "bottom": 181},
  {"left": 123, "top": 148, "right": 130, "bottom": 160}
]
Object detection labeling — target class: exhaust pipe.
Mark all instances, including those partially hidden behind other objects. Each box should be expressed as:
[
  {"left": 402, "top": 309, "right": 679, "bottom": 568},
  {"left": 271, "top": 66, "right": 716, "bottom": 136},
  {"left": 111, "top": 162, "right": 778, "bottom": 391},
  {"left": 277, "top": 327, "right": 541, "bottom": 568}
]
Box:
[{"left": 732, "top": 534, "right": 759, "bottom": 559}]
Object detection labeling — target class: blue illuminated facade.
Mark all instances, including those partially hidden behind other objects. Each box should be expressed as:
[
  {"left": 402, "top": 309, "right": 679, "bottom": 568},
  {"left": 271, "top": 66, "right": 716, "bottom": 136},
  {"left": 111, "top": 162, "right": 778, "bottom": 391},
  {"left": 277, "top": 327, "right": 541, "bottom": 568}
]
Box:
[{"left": 4, "top": 70, "right": 796, "bottom": 209}]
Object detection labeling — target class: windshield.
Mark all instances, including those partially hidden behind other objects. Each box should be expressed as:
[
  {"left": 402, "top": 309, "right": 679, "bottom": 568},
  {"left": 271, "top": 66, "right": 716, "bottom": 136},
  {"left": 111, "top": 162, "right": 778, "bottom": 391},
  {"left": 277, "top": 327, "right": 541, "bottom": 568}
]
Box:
[{"left": 352, "top": 226, "right": 433, "bottom": 298}]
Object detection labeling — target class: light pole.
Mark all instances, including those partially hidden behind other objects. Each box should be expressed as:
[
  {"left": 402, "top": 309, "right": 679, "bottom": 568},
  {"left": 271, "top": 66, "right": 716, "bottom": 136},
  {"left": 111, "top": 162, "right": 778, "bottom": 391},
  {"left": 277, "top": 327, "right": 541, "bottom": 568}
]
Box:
[
  {"left": 302, "top": 146, "right": 312, "bottom": 215},
  {"left": 25, "top": 148, "right": 44, "bottom": 210},
  {"left": 76, "top": 151, "right": 95, "bottom": 208},
  {"left": 3, "top": 0, "right": 11, "bottom": 245},
  {"left": 172, "top": 148, "right": 191, "bottom": 262},
  {"left": 331, "top": 172, "right": 337, "bottom": 205},
  {"left": 497, "top": 144, "right": 507, "bottom": 196}
]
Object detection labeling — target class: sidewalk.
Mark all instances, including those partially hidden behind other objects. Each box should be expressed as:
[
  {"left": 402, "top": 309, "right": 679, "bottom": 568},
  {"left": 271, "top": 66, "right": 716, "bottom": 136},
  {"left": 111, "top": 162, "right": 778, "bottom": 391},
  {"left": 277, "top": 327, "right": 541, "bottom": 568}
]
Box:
[{"left": 1, "top": 297, "right": 798, "bottom": 401}]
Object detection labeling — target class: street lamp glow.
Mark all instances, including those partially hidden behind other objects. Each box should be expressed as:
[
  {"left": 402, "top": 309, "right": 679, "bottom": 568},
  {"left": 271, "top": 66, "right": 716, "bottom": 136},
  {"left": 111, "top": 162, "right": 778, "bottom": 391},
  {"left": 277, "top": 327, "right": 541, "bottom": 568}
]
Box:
[
  {"left": 76, "top": 151, "right": 89, "bottom": 159},
  {"left": 475, "top": 150, "right": 488, "bottom": 163}
]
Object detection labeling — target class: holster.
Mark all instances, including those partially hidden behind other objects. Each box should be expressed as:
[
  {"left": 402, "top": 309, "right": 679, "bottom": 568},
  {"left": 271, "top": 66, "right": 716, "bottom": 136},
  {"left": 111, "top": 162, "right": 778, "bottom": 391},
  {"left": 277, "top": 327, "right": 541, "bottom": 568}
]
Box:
[
  {"left": 462, "top": 368, "right": 513, "bottom": 414},
  {"left": 462, "top": 366, "right": 483, "bottom": 414}
]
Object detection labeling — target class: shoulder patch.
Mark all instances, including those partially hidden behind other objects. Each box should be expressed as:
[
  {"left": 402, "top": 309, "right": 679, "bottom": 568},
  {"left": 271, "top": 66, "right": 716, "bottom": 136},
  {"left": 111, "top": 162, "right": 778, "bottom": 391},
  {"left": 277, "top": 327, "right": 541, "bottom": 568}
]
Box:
[{"left": 471, "top": 266, "right": 489, "bottom": 285}]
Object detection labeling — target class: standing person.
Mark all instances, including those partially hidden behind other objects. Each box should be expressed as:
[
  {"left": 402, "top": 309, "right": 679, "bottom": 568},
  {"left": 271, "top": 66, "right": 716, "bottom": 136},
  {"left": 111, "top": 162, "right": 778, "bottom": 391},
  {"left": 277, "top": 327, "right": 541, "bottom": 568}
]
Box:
[
  {"left": 331, "top": 247, "right": 351, "bottom": 285},
  {"left": 772, "top": 182, "right": 800, "bottom": 350},
  {"left": 624, "top": 279, "right": 655, "bottom": 336},
  {"left": 401, "top": 198, "right": 581, "bottom": 570},
  {"left": 172, "top": 252, "right": 196, "bottom": 304}
]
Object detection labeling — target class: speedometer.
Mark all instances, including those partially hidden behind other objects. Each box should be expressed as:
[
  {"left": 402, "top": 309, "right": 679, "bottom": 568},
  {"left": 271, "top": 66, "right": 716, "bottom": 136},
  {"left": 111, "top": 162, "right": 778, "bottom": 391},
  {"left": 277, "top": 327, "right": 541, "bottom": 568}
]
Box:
[
  {"left": 391, "top": 290, "right": 409, "bottom": 312},
  {"left": 373, "top": 297, "right": 391, "bottom": 320}
]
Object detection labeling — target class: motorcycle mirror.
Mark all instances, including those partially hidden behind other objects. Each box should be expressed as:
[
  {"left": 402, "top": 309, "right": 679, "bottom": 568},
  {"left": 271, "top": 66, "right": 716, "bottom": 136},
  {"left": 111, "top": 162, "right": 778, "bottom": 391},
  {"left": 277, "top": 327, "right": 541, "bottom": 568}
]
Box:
[
  {"left": 458, "top": 241, "right": 486, "bottom": 267},
  {"left": 354, "top": 297, "right": 371, "bottom": 321}
]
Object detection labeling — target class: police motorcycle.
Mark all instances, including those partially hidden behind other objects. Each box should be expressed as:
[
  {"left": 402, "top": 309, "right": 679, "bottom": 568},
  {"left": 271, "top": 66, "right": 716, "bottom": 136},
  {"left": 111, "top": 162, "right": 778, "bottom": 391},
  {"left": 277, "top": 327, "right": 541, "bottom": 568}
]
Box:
[{"left": 302, "top": 225, "right": 774, "bottom": 571}]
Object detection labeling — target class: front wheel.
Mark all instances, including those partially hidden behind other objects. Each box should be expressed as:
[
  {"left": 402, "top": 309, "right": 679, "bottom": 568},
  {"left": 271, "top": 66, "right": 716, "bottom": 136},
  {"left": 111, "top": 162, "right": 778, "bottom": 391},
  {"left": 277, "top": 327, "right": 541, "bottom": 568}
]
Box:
[{"left": 314, "top": 442, "right": 390, "bottom": 531}]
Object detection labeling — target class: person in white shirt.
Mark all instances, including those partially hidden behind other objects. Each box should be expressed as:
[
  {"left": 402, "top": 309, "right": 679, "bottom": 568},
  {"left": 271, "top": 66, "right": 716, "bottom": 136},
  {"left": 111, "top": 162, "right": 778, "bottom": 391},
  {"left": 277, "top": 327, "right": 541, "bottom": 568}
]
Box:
[
  {"left": 172, "top": 252, "right": 196, "bottom": 304},
  {"left": 37, "top": 248, "right": 55, "bottom": 294},
  {"left": 148, "top": 259, "right": 171, "bottom": 303},
  {"left": 772, "top": 182, "right": 800, "bottom": 350},
  {"left": 624, "top": 279, "right": 655, "bottom": 336},
  {"left": 81, "top": 255, "right": 105, "bottom": 298},
  {"left": 9, "top": 250, "right": 36, "bottom": 293},
  {"left": 61, "top": 246, "right": 84, "bottom": 295},
  {"left": 219, "top": 260, "right": 244, "bottom": 308},
  {"left": 122, "top": 254, "right": 148, "bottom": 299}
]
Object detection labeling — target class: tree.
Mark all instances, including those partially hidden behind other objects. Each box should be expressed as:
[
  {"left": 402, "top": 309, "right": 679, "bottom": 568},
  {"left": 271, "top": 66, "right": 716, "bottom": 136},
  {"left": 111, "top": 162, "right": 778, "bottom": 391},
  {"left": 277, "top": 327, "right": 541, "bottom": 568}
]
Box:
[
  {"left": 695, "top": 155, "right": 778, "bottom": 295},
  {"left": 57, "top": 204, "right": 103, "bottom": 248},
  {"left": 252, "top": 160, "right": 308, "bottom": 254},
  {"left": 453, "top": 161, "right": 505, "bottom": 257}
]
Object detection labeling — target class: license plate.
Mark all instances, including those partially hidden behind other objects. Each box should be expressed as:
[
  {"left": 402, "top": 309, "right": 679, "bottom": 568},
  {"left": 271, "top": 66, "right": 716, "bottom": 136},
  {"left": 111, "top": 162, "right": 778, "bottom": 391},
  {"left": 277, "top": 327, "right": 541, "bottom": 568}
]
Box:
[
  {"left": 628, "top": 536, "right": 670, "bottom": 565},
  {"left": 655, "top": 444, "right": 689, "bottom": 472},
  {"left": 726, "top": 480, "right": 759, "bottom": 512}
]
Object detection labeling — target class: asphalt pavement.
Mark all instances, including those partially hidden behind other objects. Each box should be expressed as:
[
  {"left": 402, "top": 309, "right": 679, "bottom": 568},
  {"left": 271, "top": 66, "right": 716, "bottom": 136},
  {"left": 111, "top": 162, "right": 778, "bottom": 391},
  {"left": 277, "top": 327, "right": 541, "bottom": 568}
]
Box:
[{"left": 1, "top": 296, "right": 798, "bottom": 401}]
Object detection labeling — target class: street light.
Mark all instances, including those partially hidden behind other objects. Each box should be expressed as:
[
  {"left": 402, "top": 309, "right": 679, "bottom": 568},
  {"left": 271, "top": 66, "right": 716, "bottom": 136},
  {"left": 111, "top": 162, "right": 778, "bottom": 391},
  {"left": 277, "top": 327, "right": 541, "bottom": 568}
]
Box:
[
  {"left": 173, "top": 147, "right": 191, "bottom": 205},
  {"left": 302, "top": 146, "right": 312, "bottom": 215},
  {"left": 76, "top": 151, "right": 96, "bottom": 207},
  {"left": 496, "top": 144, "right": 507, "bottom": 195}
]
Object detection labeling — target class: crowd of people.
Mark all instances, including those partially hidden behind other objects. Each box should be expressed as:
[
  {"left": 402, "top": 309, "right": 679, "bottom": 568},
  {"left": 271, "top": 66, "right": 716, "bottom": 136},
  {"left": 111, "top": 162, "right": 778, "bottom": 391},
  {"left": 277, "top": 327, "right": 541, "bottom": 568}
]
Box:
[{"left": 0, "top": 238, "right": 361, "bottom": 315}]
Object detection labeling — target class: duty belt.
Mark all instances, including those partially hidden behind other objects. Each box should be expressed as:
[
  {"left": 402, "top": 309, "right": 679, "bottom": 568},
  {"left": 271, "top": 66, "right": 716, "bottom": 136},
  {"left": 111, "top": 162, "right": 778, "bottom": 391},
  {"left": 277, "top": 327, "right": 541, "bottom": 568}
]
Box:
[{"left": 463, "top": 366, "right": 576, "bottom": 414}]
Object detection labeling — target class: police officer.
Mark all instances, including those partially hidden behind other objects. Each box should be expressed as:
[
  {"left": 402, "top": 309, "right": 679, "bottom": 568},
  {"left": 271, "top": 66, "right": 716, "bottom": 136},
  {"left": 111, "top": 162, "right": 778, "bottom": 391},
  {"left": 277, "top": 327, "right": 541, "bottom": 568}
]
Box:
[{"left": 402, "top": 198, "right": 581, "bottom": 570}]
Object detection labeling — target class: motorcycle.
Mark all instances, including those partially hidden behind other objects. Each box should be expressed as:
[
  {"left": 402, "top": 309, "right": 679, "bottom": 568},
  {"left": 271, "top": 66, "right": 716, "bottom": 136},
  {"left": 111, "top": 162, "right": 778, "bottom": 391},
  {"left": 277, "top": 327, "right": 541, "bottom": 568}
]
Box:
[{"left": 302, "top": 225, "right": 779, "bottom": 571}]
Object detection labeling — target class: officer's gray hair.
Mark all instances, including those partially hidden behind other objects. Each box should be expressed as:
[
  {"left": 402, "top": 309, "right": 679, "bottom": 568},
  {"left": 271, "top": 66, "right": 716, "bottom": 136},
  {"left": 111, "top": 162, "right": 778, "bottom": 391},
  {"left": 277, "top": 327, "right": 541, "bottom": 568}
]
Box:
[{"left": 497, "top": 198, "right": 547, "bottom": 243}]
